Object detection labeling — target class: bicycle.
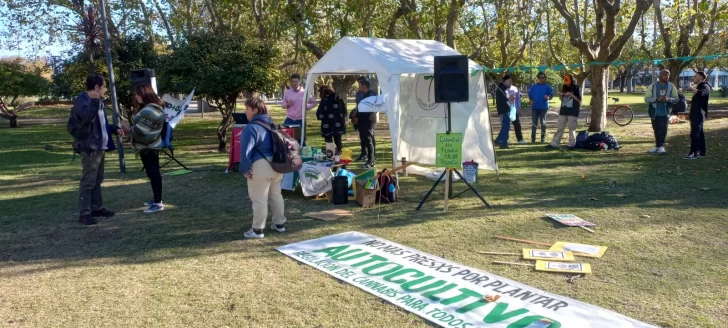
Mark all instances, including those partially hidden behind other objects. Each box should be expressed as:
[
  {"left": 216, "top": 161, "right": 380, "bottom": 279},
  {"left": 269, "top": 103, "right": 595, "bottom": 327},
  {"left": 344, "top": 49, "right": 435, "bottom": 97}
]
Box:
[{"left": 585, "top": 97, "right": 634, "bottom": 126}]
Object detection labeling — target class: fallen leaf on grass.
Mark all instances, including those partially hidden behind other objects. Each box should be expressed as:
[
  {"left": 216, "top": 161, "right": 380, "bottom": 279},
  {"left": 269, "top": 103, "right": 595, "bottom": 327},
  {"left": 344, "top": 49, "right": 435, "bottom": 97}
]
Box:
[
  {"left": 590, "top": 197, "right": 598, "bottom": 201},
  {"left": 641, "top": 215, "right": 651, "bottom": 218},
  {"left": 634, "top": 166, "right": 643, "bottom": 171},
  {"left": 699, "top": 187, "right": 710, "bottom": 191}
]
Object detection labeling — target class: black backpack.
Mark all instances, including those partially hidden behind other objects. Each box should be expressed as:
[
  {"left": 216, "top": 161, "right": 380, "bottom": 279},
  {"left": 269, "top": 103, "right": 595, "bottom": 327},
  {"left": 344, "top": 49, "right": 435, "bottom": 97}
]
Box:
[
  {"left": 253, "top": 121, "right": 303, "bottom": 174},
  {"left": 377, "top": 170, "right": 397, "bottom": 204},
  {"left": 671, "top": 93, "right": 687, "bottom": 115},
  {"left": 67, "top": 111, "right": 94, "bottom": 140}
]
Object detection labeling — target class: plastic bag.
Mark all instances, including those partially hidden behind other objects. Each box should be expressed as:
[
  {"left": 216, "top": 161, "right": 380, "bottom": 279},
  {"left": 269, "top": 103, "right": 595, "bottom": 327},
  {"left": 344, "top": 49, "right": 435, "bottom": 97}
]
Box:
[{"left": 508, "top": 102, "right": 517, "bottom": 122}]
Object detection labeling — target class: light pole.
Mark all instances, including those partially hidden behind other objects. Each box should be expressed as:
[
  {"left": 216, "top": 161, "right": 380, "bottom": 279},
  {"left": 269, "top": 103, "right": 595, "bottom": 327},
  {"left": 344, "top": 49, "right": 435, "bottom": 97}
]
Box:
[{"left": 98, "top": 0, "right": 126, "bottom": 173}]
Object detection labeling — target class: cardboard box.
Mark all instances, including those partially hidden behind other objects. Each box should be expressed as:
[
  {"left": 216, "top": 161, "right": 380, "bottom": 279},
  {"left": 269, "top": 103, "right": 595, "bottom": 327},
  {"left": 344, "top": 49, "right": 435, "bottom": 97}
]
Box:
[{"left": 355, "top": 179, "right": 378, "bottom": 207}]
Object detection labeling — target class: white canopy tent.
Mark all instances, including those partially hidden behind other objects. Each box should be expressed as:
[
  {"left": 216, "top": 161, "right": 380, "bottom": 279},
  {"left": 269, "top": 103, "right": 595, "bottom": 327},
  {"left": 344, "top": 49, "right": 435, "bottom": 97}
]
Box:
[{"left": 301, "top": 37, "right": 497, "bottom": 172}]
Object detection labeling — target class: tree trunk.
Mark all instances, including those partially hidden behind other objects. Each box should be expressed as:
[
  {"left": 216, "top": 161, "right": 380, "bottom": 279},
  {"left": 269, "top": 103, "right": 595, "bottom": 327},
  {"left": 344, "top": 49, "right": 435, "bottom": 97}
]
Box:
[
  {"left": 588, "top": 65, "right": 609, "bottom": 132},
  {"left": 332, "top": 76, "right": 359, "bottom": 102},
  {"left": 619, "top": 77, "right": 626, "bottom": 93},
  {"left": 9, "top": 116, "right": 18, "bottom": 128},
  {"left": 217, "top": 105, "right": 234, "bottom": 152},
  {"left": 666, "top": 60, "right": 682, "bottom": 86}
]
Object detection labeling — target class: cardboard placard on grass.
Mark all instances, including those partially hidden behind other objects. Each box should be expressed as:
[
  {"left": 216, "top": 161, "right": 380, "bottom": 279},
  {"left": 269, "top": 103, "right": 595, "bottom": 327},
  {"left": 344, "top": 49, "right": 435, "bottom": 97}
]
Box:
[
  {"left": 354, "top": 169, "right": 378, "bottom": 207},
  {"left": 549, "top": 242, "right": 608, "bottom": 258},
  {"left": 546, "top": 214, "right": 596, "bottom": 227},
  {"left": 522, "top": 249, "right": 575, "bottom": 261},
  {"left": 305, "top": 209, "right": 354, "bottom": 221},
  {"left": 535, "top": 260, "right": 592, "bottom": 274}
]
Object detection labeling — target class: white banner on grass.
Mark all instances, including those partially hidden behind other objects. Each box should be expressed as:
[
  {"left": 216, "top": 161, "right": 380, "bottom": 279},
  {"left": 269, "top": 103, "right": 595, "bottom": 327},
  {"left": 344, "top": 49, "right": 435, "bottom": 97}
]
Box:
[
  {"left": 162, "top": 90, "right": 195, "bottom": 128},
  {"left": 298, "top": 163, "right": 334, "bottom": 197},
  {"left": 277, "top": 232, "right": 656, "bottom": 328}
]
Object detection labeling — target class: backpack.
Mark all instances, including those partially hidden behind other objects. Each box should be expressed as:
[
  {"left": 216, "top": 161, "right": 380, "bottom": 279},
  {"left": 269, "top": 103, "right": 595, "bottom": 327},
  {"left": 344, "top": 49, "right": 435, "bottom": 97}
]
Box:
[
  {"left": 575, "top": 130, "right": 590, "bottom": 148},
  {"left": 376, "top": 170, "right": 397, "bottom": 204},
  {"left": 67, "top": 111, "right": 94, "bottom": 140},
  {"left": 671, "top": 93, "right": 687, "bottom": 115},
  {"left": 253, "top": 121, "right": 303, "bottom": 174}
]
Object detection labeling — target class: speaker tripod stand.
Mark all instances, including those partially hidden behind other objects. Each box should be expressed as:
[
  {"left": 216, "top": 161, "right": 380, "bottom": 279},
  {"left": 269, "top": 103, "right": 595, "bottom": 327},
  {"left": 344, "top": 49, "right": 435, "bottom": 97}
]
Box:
[{"left": 416, "top": 102, "right": 492, "bottom": 212}]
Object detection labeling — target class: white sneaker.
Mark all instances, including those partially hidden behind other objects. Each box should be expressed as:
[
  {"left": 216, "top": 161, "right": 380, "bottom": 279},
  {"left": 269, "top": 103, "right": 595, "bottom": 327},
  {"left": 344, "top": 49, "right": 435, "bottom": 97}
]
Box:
[
  {"left": 243, "top": 229, "right": 264, "bottom": 239},
  {"left": 657, "top": 147, "right": 666, "bottom": 154},
  {"left": 270, "top": 223, "right": 286, "bottom": 233},
  {"left": 648, "top": 147, "right": 659, "bottom": 153},
  {"left": 518, "top": 140, "right": 527, "bottom": 144},
  {"left": 143, "top": 202, "right": 164, "bottom": 213}
]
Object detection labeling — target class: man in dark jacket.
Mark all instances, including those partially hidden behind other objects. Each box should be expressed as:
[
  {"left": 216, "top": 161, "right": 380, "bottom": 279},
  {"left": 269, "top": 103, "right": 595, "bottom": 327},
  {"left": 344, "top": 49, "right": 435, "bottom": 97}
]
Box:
[
  {"left": 69, "top": 75, "right": 123, "bottom": 225},
  {"left": 356, "top": 79, "right": 377, "bottom": 168},
  {"left": 494, "top": 75, "right": 513, "bottom": 149},
  {"left": 684, "top": 71, "right": 711, "bottom": 159}
]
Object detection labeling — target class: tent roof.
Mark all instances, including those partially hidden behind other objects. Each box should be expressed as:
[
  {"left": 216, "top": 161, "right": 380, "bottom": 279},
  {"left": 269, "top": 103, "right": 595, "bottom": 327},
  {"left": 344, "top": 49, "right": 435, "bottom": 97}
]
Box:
[{"left": 307, "top": 37, "right": 482, "bottom": 76}]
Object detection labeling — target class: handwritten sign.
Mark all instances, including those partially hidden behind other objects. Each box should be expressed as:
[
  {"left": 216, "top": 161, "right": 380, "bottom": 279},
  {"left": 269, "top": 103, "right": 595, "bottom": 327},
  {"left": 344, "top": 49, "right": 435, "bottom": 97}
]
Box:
[{"left": 436, "top": 133, "right": 462, "bottom": 168}]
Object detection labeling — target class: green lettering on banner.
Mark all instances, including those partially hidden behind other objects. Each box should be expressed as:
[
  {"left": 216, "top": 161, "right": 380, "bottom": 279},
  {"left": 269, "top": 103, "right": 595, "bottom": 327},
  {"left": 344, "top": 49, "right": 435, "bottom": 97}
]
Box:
[
  {"left": 362, "top": 262, "right": 404, "bottom": 276},
  {"left": 483, "top": 303, "right": 529, "bottom": 324},
  {"left": 436, "top": 133, "right": 463, "bottom": 168},
  {"left": 507, "top": 316, "right": 561, "bottom": 328},
  {"left": 383, "top": 268, "right": 425, "bottom": 284},
  {"left": 313, "top": 245, "right": 350, "bottom": 257}
]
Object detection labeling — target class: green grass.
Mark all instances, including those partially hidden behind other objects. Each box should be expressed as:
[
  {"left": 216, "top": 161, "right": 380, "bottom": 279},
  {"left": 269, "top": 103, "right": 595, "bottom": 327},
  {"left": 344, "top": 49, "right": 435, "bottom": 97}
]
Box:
[
  {"left": 1, "top": 109, "right": 728, "bottom": 327},
  {"left": 581, "top": 92, "right": 728, "bottom": 112}
]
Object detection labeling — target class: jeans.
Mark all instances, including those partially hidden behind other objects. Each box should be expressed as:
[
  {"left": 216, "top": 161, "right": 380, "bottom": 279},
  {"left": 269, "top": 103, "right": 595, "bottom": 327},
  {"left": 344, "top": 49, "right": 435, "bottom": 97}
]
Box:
[
  {"left": 531, "top": 110, "right": 548, "bottom": 142},
  {"left": 690, "top": 114, "right": 706, "bottom": 155},
  {"left": 651, "top": 116, "right": 669, "bottom": 147},
  {"left": 512, "top": 113, "right": 524, "bottom": 141},
  {"left": 324, "top": 135, "right": 343, "bottom": 154},
  {"left": 78, "top": 151, "right": 105, "bottom": 216},
  {"left": 140, "top": 149, "right": 163, "bottom": 203},
  {"left": 550, "top": 115, "right": 578, "bottom": 147},
  {"left": 496, "top": 114, "right": 511, "bottom": 145},
  {"left": 358, "top": 128, "right": 375, "bottom": 162}
]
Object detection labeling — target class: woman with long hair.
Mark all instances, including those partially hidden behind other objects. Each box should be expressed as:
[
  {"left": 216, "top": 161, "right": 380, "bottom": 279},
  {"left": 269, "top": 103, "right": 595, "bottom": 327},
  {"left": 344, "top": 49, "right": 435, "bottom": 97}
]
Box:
[
  {"left": 240, "top": 97, "right": 286, "bottom": 239},
  {"left": 548, "top": 74, "right": 582, "bottom": 149},
  {"left": 316, "top": 85, "right": 347, "bottom": 154},
  {"left": 129, "top": 83, "right": 166, "bottom": 213}
]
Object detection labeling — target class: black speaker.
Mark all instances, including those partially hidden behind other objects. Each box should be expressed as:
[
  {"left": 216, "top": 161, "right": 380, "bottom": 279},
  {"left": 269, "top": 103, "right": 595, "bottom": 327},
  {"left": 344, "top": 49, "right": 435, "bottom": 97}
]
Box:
[
  {"left": 434, "top": 55, "right": 469, "bottom": 103},
  {"left": 131, "top": 68, "right": 157, "bottom": 93}
]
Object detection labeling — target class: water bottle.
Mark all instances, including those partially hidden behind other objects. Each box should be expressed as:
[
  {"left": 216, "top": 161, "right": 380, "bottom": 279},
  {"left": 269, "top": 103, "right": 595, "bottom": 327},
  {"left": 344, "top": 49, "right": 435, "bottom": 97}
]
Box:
[{"left": 388, "top": 182, "right": 395, "bottom": 202}]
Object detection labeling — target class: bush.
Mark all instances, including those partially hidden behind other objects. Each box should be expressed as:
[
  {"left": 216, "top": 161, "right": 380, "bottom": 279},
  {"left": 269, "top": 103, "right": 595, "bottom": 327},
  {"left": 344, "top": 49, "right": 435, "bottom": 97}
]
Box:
[
  {"left": 720, "top": 87, "right": 728, "bottom": 98},
  {"left": 634, "top": 85, "right": 647, "bottom": 93}
]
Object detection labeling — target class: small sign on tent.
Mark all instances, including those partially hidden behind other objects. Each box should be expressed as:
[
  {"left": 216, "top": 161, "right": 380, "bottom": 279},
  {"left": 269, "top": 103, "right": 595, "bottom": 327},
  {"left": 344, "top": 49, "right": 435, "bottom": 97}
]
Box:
[{"left": 436, "top": 133, "right": 462, "bottom": 168}]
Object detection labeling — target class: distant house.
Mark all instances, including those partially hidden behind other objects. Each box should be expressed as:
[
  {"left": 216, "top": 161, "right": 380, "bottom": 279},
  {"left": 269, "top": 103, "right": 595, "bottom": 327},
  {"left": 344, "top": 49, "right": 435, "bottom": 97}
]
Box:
[{"left": 679, "top": 69, "right": 727, "bottom": 88}]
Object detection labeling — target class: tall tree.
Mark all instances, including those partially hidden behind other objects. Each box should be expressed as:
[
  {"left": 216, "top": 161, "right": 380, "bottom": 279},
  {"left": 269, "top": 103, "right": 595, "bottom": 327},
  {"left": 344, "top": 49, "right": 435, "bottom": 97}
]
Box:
[
  {"left": 654, "top": 0, "right": 726, "bottom": 85},
  {"left": 550, "top": 0, "right": 652, "bottom": 132}
]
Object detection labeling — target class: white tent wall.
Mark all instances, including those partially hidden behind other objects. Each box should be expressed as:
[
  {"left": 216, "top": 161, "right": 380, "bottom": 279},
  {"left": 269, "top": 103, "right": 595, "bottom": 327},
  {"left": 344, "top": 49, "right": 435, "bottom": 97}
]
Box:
[
  {"left": 301, "top": 37, "right": 497, "bottom": 172},
  {"left": 395, "top": 71, "right": 496, "bottom": 171}
]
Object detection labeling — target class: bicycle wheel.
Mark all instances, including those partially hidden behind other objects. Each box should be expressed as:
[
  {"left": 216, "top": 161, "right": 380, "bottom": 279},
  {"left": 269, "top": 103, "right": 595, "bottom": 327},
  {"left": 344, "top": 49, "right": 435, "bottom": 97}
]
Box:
[
  {"left": 612, "top": 106, "right": 634, "bottom": 126},
  {"left": 585, "top": 109, "right": 592, "bottom": 125}
]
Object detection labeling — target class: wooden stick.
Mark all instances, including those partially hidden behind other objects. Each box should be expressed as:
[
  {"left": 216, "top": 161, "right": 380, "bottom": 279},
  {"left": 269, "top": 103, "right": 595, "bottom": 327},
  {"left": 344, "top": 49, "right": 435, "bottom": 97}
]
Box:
[
  {"left": 477, "top": 252, "right": 520, "bottom": 256},
  {"left": 492, "top": 261, "right": 535, "bottom": 267},
  {"left": 494, "top": 236, "right": 552, "bottom": 247},
  {"left": 579, "top": 226, "right": 595, "bottom": 233}
]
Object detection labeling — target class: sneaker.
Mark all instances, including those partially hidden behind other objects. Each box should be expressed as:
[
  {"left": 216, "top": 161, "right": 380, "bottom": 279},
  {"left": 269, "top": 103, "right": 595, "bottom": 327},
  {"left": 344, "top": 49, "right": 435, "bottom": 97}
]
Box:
[
  {"left": 682, "top": 153, "right": 697, "bottom": 160},
  {"left": 518, "top": 140, "right": 527, "bottom": 144},
  {"left": 91, "top": 208, "right": 115, "bottom": 218},
  {"left": 144, "top": 203, "right": 165, "bottom": 213},
  {"left": 78, "top": 214, "right": 98, "bottom": 225},
  {"left": 697, "top": 152, "right": 706, "bottom": 158},
  {"left": 271, "top": 223, "right": 286, "bottom": 233},
  {"left": 355, "top": 155, "right": 367, "bottom": 162},
  {"left": 362, "top": 162, "right": 375, "bottom": 169},
  {"left": 243, "top": 229, "right": 264, "bottom": 239},
  {"left": 657, "top": 147, "right": 666, "bottom": 154},
  {"left": 647, "top": 147, "right": 659, "bottom": 153},
  {"left": 143, "top": 199, "right": 154, "bottom": 206},
  {"left": 499, "top": 144, "right": 511, "bottom": 149}
]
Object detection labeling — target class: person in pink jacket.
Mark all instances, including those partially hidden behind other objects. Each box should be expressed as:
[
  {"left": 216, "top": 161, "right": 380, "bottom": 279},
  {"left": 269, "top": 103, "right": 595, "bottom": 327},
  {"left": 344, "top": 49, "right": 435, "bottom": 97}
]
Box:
[{"left": 281, "top": 73, "right": 317, "bottom": 127}]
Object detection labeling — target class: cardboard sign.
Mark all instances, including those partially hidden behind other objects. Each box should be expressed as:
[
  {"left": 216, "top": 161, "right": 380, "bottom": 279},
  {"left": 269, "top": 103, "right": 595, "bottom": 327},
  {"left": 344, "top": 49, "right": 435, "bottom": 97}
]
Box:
[
  {"left": 535, "top": 261, "right": 592, "bottom": 274},
  {"left": 549, "top": 242, "right": 608, "bottom": 258},
  {"left": 436, "top": 133, "right": 463, "bottom": 168},
  {"left": 522, "top": 249, "right": 575, "bottom": 261},
  {"left": 546, "top": 214, "right": 596, "bottom": 227},
  {"left": 277, "top": 232, "right": 654, "bottom": 327}
]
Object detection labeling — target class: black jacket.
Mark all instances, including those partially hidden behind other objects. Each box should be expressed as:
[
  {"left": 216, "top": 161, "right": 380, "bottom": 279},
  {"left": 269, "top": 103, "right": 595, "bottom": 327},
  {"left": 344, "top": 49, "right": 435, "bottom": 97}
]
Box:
[
  {"left": 317, "top": 93, "right": 347, "bottom": 137},
  {"left": 356, "top": 89, "right": 377, "bottom": 130},
  {"left": 70, "top": 92, "right": 119, "bottom": 152},
  {"left": 559, "top": 85, "right": 582, "bottom": 117},
  {"left": 495, "top": 83, "right": 511, "bottom": 115},
  {"left": 690, "top": 82, "right": 710, "bottom": 119}
]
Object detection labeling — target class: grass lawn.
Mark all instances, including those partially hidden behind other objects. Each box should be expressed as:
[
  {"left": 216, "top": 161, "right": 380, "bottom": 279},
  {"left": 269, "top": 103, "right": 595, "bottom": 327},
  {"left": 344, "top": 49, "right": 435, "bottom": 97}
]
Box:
[
  {"left": 581, "top": 91, "right": 728, "bottom": 112},
  {"left": 1, "top": 105, "right": 727, "bottom": 327}
]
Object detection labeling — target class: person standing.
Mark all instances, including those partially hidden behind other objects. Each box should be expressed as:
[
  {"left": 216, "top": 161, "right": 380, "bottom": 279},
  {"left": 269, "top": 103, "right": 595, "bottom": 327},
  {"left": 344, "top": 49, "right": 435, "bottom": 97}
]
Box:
[
  {"left": 240, "top": 98, "right": 286, "bottom": 239},
  {"left": 128, "top": 84, "right": 166, "bottom": 213},
  {"left": 527, "top": 72, "right": 553, "bottom": 143},
  {"left": 644, "top": 69, "right": 678, "bottom": 154},
  {"left": 68, "top": 75, "right": 124, "bottom": 225},
  {"left": 494, "top": 75, "right": 513, "bottom": 149},
  {"left": 280, "top": 73, "right": 317, "bottom": 126},
  {"left": 684, "top": 71, "right": 710, "bottom": 159},
  {"left": 356, "top": 79, "right": 377, "bottom": 168},
  {"left": 316, "top": 85, "right": 347, "bottom": 154},
  {"left": 548, "top": 74, "right": 582, "bottom": 149},
  {"left": 508, "top": 84, "right": 526, "bottom": 144}
]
